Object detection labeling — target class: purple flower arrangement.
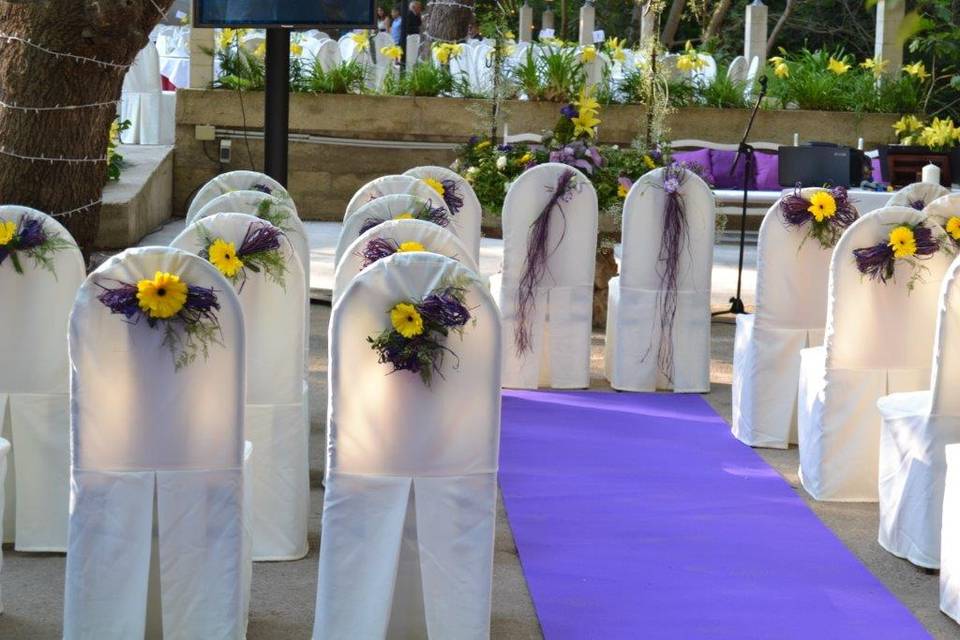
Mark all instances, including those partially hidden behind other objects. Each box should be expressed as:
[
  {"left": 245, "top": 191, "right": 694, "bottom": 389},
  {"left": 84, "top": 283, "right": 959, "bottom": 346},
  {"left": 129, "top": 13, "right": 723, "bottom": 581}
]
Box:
[
  {"left": 0, "top": 215, "right": 75, "bottom": 277},
  {"left": 200, "top": 220, "right": 288, "bottom": 293},
  {"left": 549, "top": 141, "right": 607, "bottom": 175},
  {"left": 440, "top": 178, "right": 464, "bottom": 215},
  {"left": 780, "top": 186, "right": 859, "bottom": 249},
  {"left": 367, "top": 280, "right": 474, "bottom": 386},
  {"left": 853, "top": 221, "right": 942, "bottom": 290}
]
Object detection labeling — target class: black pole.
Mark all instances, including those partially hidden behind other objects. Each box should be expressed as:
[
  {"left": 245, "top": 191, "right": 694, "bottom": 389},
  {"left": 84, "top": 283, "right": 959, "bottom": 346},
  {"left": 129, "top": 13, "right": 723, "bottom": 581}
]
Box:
[
  {"left": 713, "top": 75, "right": 767, "bottom": 317},
  {"left": 264, "top": 28, "right": 290, "bottom": 187}
]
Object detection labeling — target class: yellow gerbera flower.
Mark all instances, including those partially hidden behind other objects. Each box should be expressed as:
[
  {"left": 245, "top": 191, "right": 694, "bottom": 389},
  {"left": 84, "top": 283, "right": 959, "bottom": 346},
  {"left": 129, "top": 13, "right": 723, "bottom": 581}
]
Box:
[
  {"left": 903, "top": 61, "right": 929, "bottom": 81},
  {"left": 394, "top": 212, "right": 414, "bottom": 220},
  {"left": 137, "top": 272, "right": 188, "bottom": 319},
  {"left": 807, "top": 191, "right": 837, "bottom": 222},
  {"left": 946, "top": 216, "right": 960, "bottom": 241},
  {"left": 580, "top": 45, "right": 597, "bottom": 63},
  {"left": 888, "top": 226, "right": 917, "bottom": 259},
  {"left": 398, "top": 241, "right": 426, "bottom": 253},
  {"left": 0, "top": 219, "right": 16, "bottom": 246},
  {"left": 209, "top": 238, "right": 244, "bottom": 278},
  {"left": 422, "top": 177, "right": 445, "bottom": 196},
  {"left": 827, "top": 57, "right": 850, "bottom": 75},
  {"left": 390, "top": 302, "right": 424, "bottom": 338},
  {"left": 380, "top": 45, "right": 403, "bottom": 61}
]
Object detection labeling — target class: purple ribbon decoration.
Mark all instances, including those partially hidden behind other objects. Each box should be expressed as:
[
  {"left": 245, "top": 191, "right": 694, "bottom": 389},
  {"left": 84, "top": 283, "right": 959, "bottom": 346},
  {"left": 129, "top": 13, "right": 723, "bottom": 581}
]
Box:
[
  {"left": 514, "top": 169, "right": 578, "bottom": 355},
  {"left": 853, "top": 223, "right": 940, "bottom": 283},
  {"left": 441, "top": 179, "right": 464, "bottom": 215}
]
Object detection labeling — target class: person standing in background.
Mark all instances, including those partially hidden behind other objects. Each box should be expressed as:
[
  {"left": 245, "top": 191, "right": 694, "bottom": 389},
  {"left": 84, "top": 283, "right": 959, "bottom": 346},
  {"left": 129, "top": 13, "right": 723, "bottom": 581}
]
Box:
[
  {"left": 406, "top": 1, "right": 422, "bottom": 34},
  {"left": 390, "top": 5, "right": 403, "bottom": 43},
  {"left": 376, "top": 6, "right": 391, "bottom": 32}
]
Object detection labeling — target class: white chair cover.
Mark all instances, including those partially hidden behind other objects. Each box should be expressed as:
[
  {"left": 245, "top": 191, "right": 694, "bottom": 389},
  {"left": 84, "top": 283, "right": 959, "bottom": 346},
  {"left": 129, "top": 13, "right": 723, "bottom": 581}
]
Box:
[
  {"left": 120, "top": 44, "right": 175, "bottom": 145},
  {"left": 344, "top": 175, "right": 449, "bottom": 220},
  {"left": 0, "top": 437, "right": 9, "bottom": 613},
  {"left": 887, "top": 182, "right": 950, "bottom": 210},
  {"left": 923, "top": 193, "right": 960, "bottom": 229},
  {"left": 0, "top": 206, "right": 84, "bottom": 551},
  {"left": 191, "top": 190, "right": 310, "bottom": 293},
  {"left": 313, "top": 39, "right": 342, "bottom": 73},
  {"left": 491, "top": 163, "right": 598, "bottom": 389},
  {"left": 315, "top": 252, "right": 500, "bottom": 639},
  {"left": 333, "top": 218, "right": 478, "bottom": 303},
  {"left": 403, "top": 165, "right": 483, "bottom": 262},
  {"left": 726, "top": 55, "right": 747, "bottom": 83},
  {"left": 876, "top": 253, "right": 960, "bottom": 567},
  {"left": 605, "top": 168, "right": 715, "bottom": 392},
  {"left": 64, "top": 246, "right": 251, "bottom": 639},
  {"left": 941, "top": 444, "right": 960, "bottom": 622},
  {"left": 335, "top": 194, "right": 438, "bottom": 266},
  {"left": 186, "top": 171, "right": 295, "bottom": 224},
  {"left": 797, "top": 207, "right": 952, "bottom": 501},
  {"left": 732, "top": 190, "right": 833, "bottom": 447},
  {"left": 171, "top": 214, "right": 308, "bottom": 561}
]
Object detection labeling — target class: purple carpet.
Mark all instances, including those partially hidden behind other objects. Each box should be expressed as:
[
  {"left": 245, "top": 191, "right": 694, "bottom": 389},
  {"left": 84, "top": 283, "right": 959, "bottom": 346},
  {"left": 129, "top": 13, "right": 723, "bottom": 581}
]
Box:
[{"left": 498, "top": 390, "right": 931, "bottom": 640}]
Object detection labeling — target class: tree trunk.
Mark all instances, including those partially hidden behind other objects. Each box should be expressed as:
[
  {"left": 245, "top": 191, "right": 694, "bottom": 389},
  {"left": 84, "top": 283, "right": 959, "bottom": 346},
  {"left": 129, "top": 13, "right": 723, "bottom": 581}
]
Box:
[
  {"left": 421, "top": 0, "right": 474, "bottom": 54},
  {"left": 661, "top": 0, "right": 686, "bottom": 47},
  {"left": 703, "top": 0, "right": 733, "bottom": 43},
  {"left": 0, "top": 0, "right": 174, "bottom": 262},
  {"left": 767, "top": 0, "right": 797, "bottom": 52}
]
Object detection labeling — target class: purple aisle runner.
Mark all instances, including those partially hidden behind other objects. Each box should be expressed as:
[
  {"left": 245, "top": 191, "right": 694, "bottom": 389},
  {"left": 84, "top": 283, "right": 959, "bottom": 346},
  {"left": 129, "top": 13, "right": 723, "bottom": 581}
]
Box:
[{"left": 499, "top": 391, "right": 931, "bottom": 640}]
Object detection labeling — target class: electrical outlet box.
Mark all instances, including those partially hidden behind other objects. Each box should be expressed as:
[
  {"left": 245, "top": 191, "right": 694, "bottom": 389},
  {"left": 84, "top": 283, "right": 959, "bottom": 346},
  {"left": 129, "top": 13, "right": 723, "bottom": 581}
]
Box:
[
  {"left": 219, "top": 139, "right": 232, "bottom": 165},
  {"left": 195, "top": 125, "right": 216, "bottom": 141}
]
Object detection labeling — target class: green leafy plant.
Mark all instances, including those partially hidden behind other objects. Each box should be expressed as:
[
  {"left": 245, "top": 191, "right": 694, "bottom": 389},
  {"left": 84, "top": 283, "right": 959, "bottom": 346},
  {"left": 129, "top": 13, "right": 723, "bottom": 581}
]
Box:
[
  {"left": 696, "top": 74, "right": 750, "bottom": 108},
  {"left": 300, "top": 59, "right": 368, "bottom": 94},
  {"left": 382, "top": 62, "right": 464, "bottom": 97}
]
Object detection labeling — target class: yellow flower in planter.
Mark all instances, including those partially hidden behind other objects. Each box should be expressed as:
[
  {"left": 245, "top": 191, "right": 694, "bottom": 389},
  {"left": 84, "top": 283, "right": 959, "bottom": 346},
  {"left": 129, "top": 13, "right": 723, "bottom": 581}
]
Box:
[
  {"left": 677, "top": 41, "right": 706, "bottom": 72},
  {"left": 350, "top": 32, "right": 370, "bottom": 52},
  {"left": 893, "top": 114, "right": 924, "bottom": 136},
  {"left": 903, "top": 61, "right": 929, "bottom": 81},
  {"left": 888, "top": 226, "right": 917, "bottom": 259},
  {"left": 807, "top": 191, "right": 837, "bottom": 222},
  {"left": 946, "top": 217, "right": 960, "bottom": 241},
  {"left": 380, "top": 45, "right": 403, "bottom": 61},
  {"left": 827, "top": 57, "right": 850, "bottom": 75},
  {"left": 918, "top": 117, "right": 959, "bottom": 149},
  {"left": 398, "top": 241, "right": 426, "bottom": 253},
  {"left": 860, "top": 56, "right": 888, "bottom": 78},
  {"left": 254, "top": 42, "right": 266, "bottom": 58},
  {"left": 390, "top": 302, "right": 424, "bottom": 338},
  {"left": 572, "top": 110, "right": 601, "bottom": 138},
  {"left": 137, "top": 272, "right": 188, "bottom": 319},
  {"left": 773, "top": 61, "right": 789, "bottom": 78},
  {"left": 606, "top": 37, "right": 626, "bottom": 63},
  {"left": 575, "top": 86, "right": 600, "bottom": 118},
  {"left": 290, "top": 43, "right": 303, "bottom": 56},
  {"left": 581, "top": 45, "right": 597, "bottom": 63},
  {"left": 642, "top": 155, "right": 656, "bottom": 170},
  {"left": 617, "top": 183, "right": 629, "bottom": 199}
]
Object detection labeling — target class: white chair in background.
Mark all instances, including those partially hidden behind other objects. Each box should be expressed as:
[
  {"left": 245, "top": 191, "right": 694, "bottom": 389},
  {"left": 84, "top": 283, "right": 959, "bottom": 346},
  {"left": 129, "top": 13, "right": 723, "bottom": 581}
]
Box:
[
  {"left": 334, "top": 218, "right": 477, "bottom": 303},
  {"left": 744, "top": 56, "right": 761, "bottom": 98},
  {"left": 876, "top": 253, "right": 960, "bottom": 568},
  {"left": 172, "top": 214, "right": 308, "bottom": 561},
  {"left": 64, "top": 247, "right": 251, "bottom": 639},
  {"left": 941, "top": 444, "right": 960, "bottom": 622},
  {"left": 0, "top": 206, "right": 84, "bottom": 552},
  {"left": 923, "top": 193, "right": 960, "bottom": 229},
  {"left": 491, "top": 163, "right": 598, "bottom": 389},
  {"left": 313, "top": 38, "right": 342, "bottom": 73},
  {"left": 605, "top": 168, "right": 715, "bottom": 392},
  {"left": 191, "top": 189, "right": 309, "bottom": 292},
  {"left": 335, "top": 194, "right": 440, "bottom": 266},
  {"left": 120, "top": 43, "right": 176, "bottom": 145},
  {"left": 888, "top": 182, "right": 950, "bottom": 210},
  {"left": 372, "top": 31, "right": 396, "bottom": 88},
  {"left": 344, "top": 175, "right": 449, "bottom": 220},
  {"left": 732, "top": 190, "right": 835, "bottom": 448},
  {"left": 726, "top": 55, "right": 748, "bottom": 83},
  {"left": 186, "top": 170, "right": 295, "bottom": 224},
  {"left": 404, "top": 165, "right": 483, "bottom": 262},
  {"left": 315, "top": 253, "right": 500, "bottom": 639},
  {"left": 0, "top": 437, "right": 9, "bottom": 613},
  {"left": 798, "top": 207, "right": 952, "bottom": 501}
]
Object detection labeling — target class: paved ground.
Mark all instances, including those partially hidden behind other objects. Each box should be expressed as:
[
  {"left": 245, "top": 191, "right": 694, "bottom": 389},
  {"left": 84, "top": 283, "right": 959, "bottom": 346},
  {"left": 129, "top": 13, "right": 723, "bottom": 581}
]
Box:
[{"left": 2, "top": 308, "right": 956, "bottom": 638}]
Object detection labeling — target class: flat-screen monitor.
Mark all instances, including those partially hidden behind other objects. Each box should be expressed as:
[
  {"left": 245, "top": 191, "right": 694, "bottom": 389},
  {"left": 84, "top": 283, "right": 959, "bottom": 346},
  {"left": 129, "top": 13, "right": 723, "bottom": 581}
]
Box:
[{"left": 194, "top": 0, "right": 376, "bottom": 28}]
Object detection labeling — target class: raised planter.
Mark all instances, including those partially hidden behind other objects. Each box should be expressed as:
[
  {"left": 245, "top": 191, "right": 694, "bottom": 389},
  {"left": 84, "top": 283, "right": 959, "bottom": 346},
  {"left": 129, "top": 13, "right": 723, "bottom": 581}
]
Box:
[
  {"left": 97, "top": 144, "right": 174, "bottom": 250},
  {"left": 174, "top": 89, "right": 900, "bottom": 221}
]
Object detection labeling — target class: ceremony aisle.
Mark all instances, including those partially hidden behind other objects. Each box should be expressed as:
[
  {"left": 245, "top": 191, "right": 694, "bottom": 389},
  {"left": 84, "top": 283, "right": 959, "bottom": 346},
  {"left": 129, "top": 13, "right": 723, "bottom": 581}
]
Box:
[{"left": 499, "top": 391, "right": 931, "bottom": 639}]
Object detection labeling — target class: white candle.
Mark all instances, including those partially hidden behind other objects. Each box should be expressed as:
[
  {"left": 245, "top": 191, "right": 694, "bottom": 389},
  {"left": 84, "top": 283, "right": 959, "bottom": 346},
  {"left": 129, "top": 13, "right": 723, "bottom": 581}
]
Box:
[
  {"left": 922, "top": 163, "right": 941, "bottom": 185},
  {"left": 857, "top": 137, "right": 864, "bottom": 151},
  {"left": 793, "top": 133, "right": 799, "bottom": 146}
]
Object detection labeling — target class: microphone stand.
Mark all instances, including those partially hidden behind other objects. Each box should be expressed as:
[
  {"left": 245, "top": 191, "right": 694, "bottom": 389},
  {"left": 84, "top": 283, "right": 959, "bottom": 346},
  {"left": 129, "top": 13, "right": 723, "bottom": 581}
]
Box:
[{"left": 713, "top": 75, "right": 768, "bottom": 317}]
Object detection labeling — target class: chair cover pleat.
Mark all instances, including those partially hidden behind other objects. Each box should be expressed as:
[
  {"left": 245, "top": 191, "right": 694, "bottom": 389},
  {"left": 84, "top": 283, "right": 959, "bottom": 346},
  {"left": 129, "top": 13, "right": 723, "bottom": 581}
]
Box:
[
  {"left": 64, "top": 246, "right": 250, "bottom": 639},
  {"left": 941, "top": 444, "right": 960, "bottom": 622},
  {"left": 172, "top": 214, "right": 308, "bottom": 561},
  {"left": 797, "top": 207, "right": 951, "bottom": 501},
  {"left": 315, "top": 253, "right": 500, "bottom": 639},
  {"left": 0, "top": 206, "right": 84, "bottom": 551},
  {"left": 404, "top": 166, "right": 483, "bottom": 262},
  {"left": 344, "top": 175, "right": 449, "bottom": 221},
  {"left": 732, "top": 189, "right": 833, "bottom": 448},
  {"left": 494, "top": 163, "right": 598, "bottom": 389},
  {"left": 334, "top": 218, "right": 478, "bottom": 303},
  {"left": 186, "top": 170, "right": 294, "bottom": 224},
  {"left": 604, "top": 168, "right": 715, "bottom": 392}
]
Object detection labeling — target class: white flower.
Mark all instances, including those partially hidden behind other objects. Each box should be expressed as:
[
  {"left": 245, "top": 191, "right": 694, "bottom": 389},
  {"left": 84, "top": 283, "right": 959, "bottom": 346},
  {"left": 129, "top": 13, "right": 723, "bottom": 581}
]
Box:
[
  {"left": 465, "top": 166, "right": 480, "bottom": 183},
  {"left": 496, "top": 155, "right": 508, "bottom": 171},
  {"left": 451, "top": 159, "right": 461, "bottom": 171}
]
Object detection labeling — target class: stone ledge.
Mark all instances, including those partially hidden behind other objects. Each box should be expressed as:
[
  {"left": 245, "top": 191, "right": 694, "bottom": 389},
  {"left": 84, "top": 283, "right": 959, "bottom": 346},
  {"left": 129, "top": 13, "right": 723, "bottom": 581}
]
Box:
[{"left": 98, "top": 144, "right": 174, "bottom": 250}]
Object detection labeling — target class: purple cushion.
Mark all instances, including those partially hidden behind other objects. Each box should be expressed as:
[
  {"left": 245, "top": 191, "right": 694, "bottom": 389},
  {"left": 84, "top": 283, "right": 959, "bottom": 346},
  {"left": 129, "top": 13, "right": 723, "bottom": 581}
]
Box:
[
  {"left": 710, "top": 149, "right": 757, "bottom": 190},
  {"left": 754, "top": 152, "right": 780, "bottom": 190},
  {"left": 673, "top": 149, "right": 712, "bottom": 174}
]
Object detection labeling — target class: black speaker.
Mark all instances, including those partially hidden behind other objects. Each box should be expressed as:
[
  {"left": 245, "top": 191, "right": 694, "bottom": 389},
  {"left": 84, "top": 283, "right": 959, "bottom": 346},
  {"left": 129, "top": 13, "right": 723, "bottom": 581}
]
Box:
[{"left": 778, "top": 143, "right": 869, "bottom": 188}]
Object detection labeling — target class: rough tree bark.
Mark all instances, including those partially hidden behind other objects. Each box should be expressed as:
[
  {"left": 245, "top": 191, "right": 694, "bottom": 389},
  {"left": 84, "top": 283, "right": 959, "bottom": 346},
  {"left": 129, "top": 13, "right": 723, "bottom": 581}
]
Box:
[
  {"left": 767, "top": 0, "right": 797, "bottom": 52},
  {"left": 0, "top": 0, "right": 174, "bottom": 261},
  {"left": 421, "top": 0, "right": 474, "bottom": 54},
  {"left": 661, "top": 0, "right": 686, "bottom": 47},
  {"left": 703, "top": 0, "right": 733, "bottom": 43}
]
